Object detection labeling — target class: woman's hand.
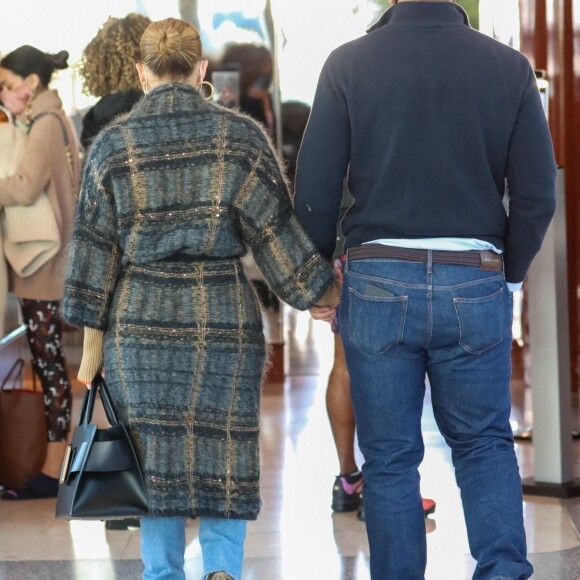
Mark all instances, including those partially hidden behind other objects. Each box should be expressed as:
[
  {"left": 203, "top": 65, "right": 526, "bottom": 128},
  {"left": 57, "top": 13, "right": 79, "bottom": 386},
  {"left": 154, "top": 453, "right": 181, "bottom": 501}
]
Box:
[
  {"left": 309, "top": 305, "right": 336, "bottom": 323},
  {"left": 77, "top": 368, "right": 104, "bottom": 389}
]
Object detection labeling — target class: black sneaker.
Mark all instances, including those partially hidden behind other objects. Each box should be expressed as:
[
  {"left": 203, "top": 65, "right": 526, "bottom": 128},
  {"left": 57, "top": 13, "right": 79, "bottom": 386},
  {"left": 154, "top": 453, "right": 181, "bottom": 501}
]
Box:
[
  {"left": 357, "top": 502, "right": 365, "bottom": 522},
  {"left": 1, "top": 473, "right": 59, "bottom": 500},
  {"left": 332, "top": 471, "right": 363, "bottom": 512}
]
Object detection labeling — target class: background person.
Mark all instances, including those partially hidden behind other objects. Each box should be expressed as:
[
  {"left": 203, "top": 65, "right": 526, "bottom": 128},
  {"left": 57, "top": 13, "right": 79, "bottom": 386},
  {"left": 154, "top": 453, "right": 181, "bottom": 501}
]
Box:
[
  {"left": 295, "top": 0, "right": 557, "bottom": 578},
  {"left": 328, "top": 257, "right": 436, "bottom": 521},
  {"left": 78, "top": 12, "right": 152, "bottom": 150},
  {"left": 0, "top": 45, "right": 80, "bottom": 500},
  {"left": 63, "top": 18, "right": 339, "bottom": 580},
  {"left": 77, "top": 11, "right": 152, "bottom": 532},
  {"left": 216, "top": 82, "right": 238, "bottom": 108},
  {"left": 217, "top": 43, "right": 275, "bottom": 135}
]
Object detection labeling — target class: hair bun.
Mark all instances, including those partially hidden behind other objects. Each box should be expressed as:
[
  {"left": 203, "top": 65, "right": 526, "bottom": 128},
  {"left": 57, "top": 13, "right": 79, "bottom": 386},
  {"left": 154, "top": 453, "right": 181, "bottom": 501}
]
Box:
[
  {"left": 140, "top": 18, "right": 202, "bottom": 78},
  {"left": 157, "top": 31, "right": 182, "bottom": 56},
  {"left": 50, "top": 50, "right": 69, "bottom": 70}
]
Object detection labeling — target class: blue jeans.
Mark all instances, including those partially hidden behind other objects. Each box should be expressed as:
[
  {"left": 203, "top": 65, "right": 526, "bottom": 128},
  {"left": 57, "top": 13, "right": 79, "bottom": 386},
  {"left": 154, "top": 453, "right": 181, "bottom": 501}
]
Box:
[
  {"left": 141, "top": 516, "right": 247, "bottom": 579},
  {"left": 340, "top": 255, "right": 533, "bottom": 580}
]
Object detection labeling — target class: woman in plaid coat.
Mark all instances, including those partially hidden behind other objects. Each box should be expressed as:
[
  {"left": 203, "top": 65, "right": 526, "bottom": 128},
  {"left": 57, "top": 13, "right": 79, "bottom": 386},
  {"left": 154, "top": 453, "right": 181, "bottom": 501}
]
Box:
[{"left": 62, "top": 18, "right": 339, "bottom": 580}]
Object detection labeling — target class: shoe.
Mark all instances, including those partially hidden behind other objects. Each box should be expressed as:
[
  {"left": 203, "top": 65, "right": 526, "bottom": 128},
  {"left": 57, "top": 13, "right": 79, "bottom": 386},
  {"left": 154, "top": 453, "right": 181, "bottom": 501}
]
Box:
[
  {"left": 105, "top": 518, "right": 141, "bottom": 530},
  {"left": 422, "top": 497, "right": 436, "bottom": 516},
  {"left": 357, "top": 497, "right": 437, "bottom": 522},
  {"left": 206, "top": 573, "right": 234, "bottom": 580},
  {"left": 357, "top": 492, "right": 365, "bottom": 521},
  {"left": 332, "top": 471, "right": 363, "bottom": 512},
  {"left": 1, "top": 473, "right": 59, "bottom": 500}
]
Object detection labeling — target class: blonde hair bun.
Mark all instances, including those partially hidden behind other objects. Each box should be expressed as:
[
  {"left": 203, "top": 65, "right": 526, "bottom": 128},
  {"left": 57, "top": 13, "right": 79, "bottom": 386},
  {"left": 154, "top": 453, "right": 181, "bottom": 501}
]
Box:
[
  {"left": 141, "top": 18, "right": 202, "bottom": 79},
  {"left": 157, "top": 31, "right": 182, "bottom": 56}
]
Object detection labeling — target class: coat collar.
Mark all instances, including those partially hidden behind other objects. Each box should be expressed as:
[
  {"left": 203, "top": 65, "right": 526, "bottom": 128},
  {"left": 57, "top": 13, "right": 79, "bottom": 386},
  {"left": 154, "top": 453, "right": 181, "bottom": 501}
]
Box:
[
  {"left": 367, "top": 2, "right": 470, "bottom": 33},
  {"left": 134, "top": 82, "right": 205, "bottom": 115},
  {"left": 29, "top": 89, "right": 63, "bottom": 118}
]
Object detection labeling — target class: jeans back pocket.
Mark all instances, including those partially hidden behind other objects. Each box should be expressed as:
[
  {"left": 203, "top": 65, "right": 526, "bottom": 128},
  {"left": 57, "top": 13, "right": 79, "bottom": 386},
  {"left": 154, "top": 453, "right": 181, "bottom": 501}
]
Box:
[
  {"left": 453, "top": 285, "right": 505, "bottom": 355},
  {"left": 347, "top": 286, "right": 408, "bottom": 354}
]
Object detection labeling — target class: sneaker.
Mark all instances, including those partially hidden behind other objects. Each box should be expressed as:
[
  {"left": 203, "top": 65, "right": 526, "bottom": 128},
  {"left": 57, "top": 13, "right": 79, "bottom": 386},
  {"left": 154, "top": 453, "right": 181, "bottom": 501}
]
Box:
[
  {"left": 422, "top": 497, "right": 436, "bottom": 516},
  {"left": 1, "top": 473, "right": 59, "bottom": 500},
  {"left": 357, "top": 497, "right": 437, "bottom": 522},
  {"left": 332, "top": 471, "right": 363, "bottom": 512}
]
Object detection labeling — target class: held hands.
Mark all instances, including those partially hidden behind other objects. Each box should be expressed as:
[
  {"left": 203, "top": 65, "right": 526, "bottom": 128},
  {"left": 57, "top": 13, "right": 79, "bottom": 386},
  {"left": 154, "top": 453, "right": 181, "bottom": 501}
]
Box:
[{"left": 309, "top": 259, "right": 344, "bottom": 323}]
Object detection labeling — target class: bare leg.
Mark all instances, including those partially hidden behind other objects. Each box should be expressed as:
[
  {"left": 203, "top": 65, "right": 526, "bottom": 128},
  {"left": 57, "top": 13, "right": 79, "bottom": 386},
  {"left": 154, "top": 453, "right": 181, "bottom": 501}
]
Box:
[
  {"left": 41, "top": 441, "right": 68, "bottom": 479},
  {"left": 326, "top": 333, "right": 357, "bottom": 475},
  {"left": 327, "top": 333, "right": 363, "bottom": 512}
]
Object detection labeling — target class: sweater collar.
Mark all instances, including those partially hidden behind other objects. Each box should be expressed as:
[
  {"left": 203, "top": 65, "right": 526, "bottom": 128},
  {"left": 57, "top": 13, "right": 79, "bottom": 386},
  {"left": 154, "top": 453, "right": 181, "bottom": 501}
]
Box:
[
  {"left": 143, "top": 83, "right": 203, "bottom": 104},
  {"left": 135, "top": 82, "right": 205, "bottom": 115},
  {"left": 367, "top": 2, "right": 470, "bottom": 33}
]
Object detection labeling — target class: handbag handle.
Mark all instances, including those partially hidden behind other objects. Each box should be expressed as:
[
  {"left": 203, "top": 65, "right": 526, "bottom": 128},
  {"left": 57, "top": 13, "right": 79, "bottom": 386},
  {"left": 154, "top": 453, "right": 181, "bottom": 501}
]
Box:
[
  {"left": 31, "top": 111, "right": 77, "bottom": 197},
  {"left": 0, "top": 358, "right": 24, "bottom": 392},
  {"left": 78, "top": 374, "right": 120, "bottom": 427}
]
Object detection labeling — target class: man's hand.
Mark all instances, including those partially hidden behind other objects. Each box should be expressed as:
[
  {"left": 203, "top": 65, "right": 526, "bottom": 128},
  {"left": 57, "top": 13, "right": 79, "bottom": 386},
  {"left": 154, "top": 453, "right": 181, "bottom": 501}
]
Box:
[{"left": 309, "top": 305, "right": 336, "bottom": 323}]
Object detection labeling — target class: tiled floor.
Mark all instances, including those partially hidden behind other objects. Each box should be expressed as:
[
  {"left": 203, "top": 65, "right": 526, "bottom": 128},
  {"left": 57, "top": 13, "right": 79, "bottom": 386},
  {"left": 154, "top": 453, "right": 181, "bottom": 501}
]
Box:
[{"left": 1, "top": 307, "right": 580, "bottom": 579}]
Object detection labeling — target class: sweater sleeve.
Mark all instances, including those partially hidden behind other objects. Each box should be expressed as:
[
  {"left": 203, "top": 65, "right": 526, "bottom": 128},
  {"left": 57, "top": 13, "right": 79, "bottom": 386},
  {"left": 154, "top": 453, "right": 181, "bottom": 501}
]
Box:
[
  {"left": 77, "top": 327, "right": 104, "bottom": 383},
  {"left": 504, "top": 66, "right": 557, "bottom": 283},
  {"left": 294, "top": 52, "right": 351, "bottom": 261},
  {"left": 234, "top": 136, "right": 337, "bottom": 311},
  {"left": 62, "top": 144, "right": 121, "bottom": 330}
]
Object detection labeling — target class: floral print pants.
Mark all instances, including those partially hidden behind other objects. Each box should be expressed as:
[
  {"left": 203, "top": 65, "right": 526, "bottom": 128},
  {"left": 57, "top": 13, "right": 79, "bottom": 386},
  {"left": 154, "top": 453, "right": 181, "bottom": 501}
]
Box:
[{"left": 20, "top": 299, "right": 71, "bottom": 442}]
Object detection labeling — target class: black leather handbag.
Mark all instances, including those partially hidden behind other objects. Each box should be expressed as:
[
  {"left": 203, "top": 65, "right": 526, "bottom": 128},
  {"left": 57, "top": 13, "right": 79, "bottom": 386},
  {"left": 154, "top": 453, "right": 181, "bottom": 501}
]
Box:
[{"left": 55, "top": 374, "right": 149, "bottom": 520}]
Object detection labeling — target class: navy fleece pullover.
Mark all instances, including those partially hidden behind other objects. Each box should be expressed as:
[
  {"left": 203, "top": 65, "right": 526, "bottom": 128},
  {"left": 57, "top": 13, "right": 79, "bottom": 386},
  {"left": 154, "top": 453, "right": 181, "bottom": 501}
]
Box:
[{"left": 294, "top": 2, "right": 557, "bottom": 283}]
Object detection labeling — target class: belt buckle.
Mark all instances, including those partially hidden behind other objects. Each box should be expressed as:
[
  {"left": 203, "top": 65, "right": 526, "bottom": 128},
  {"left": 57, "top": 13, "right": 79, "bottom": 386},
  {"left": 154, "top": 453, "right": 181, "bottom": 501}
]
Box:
[{"left": 479, "top": 252, "right": 502, "bottom": 271}]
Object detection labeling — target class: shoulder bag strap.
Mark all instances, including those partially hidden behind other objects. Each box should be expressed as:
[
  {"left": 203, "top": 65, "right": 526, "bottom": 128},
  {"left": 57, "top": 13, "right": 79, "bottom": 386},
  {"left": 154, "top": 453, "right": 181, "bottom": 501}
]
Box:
[{"left": 31, "top": 111, "right": 77, "bottom": 197}]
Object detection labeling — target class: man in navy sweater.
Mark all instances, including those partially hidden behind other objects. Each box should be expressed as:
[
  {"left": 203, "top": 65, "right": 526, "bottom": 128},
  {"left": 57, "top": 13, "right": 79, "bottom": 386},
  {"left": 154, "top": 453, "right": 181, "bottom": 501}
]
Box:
[{"left": 295, "top": 1, "right": 556, "bottom": 578}]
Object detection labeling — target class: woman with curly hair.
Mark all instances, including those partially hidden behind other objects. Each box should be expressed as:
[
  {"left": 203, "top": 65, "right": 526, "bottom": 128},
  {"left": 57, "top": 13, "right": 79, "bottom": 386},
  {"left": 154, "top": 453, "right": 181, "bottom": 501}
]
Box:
[{"left": 78, "top": 13, "right": 151, "bottom": 149}]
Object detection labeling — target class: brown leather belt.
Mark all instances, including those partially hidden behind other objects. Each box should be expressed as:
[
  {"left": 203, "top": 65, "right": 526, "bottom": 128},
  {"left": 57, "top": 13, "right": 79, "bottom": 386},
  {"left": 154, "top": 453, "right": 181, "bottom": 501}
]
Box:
[{"left": 347, "top": 244, "right": 503, "bottom": 272}]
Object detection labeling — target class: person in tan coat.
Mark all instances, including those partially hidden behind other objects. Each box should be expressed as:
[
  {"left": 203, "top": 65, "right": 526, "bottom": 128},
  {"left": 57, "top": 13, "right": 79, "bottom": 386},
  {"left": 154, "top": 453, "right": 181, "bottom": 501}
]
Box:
[
  {"left": 0, "top": 45, "right": 80, "bottom": 499},
  {"left": 0, "top": 104, "right": 14, "bottom": 336}
]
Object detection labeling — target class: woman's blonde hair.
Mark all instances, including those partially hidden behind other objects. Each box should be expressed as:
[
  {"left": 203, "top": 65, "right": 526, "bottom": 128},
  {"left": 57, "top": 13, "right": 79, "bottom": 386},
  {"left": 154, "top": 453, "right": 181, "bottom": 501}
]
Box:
[
  {"left": 140, "top": 18, "right": 202, "bottom": 79},
  {"left": 80, "top": 13, "right": 152, "bottom": 96}
]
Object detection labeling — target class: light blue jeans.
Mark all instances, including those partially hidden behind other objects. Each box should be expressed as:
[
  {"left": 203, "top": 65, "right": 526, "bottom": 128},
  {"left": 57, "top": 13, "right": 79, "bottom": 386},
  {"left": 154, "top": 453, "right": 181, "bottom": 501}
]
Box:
[
  {"left": 141, "top": 516, "right": 247, "bottom": 579},
  {"left": 341, "top": 255, "right": 533, "bottom": 580}
]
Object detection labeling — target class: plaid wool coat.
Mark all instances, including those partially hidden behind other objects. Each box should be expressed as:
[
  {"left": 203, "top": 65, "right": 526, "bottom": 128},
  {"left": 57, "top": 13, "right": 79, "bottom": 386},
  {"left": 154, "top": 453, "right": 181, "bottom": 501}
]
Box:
[{"left": 62, "top": 84, "right": 334, "bottom": 519}]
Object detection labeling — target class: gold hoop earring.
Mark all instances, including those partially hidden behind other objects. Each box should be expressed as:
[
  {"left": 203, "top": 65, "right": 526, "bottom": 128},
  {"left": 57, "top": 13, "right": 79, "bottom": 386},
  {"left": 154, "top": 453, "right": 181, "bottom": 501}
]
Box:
[{"left": 198, "top": 81, "right": 214, "bottom": 101}]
